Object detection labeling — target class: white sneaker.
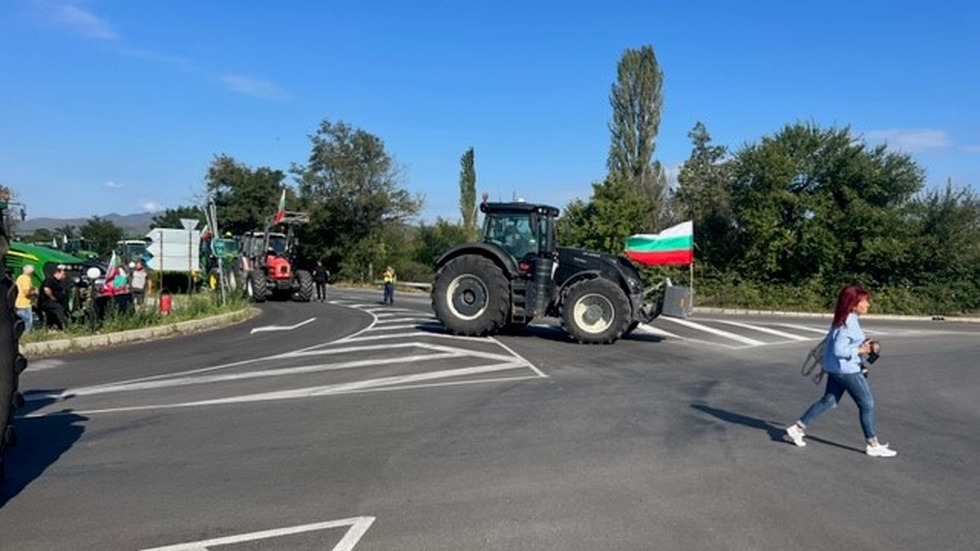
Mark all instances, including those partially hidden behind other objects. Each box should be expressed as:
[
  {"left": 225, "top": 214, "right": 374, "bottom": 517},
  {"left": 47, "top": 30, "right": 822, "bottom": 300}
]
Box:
[
  {"left": 785, "top": 424, "right": 806, "bottom": 447},
  {"left": 866, "top": 443, "right": 898, "bottom": 457}
]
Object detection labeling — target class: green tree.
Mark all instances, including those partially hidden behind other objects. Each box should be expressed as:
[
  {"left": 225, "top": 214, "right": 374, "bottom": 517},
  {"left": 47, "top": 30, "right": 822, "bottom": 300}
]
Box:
[
  {"left": 459, "top": 147, "right": 478, "bottom": 241},
  {"left": 728, "top": 122, "right": 923, "bottom": 288},
  {"left": 607, "top": 44, "right": 669, "bottom": 231},
  {"left": 414, "top": 218, "right": 469, "bottom": 270},
  {"left": 150, "top": 205, "right": 205, "bottom": 230},
  {"left": 674, "top": 122, "right": 734, "bottom": 267},
  {"left": 205, "top": 154, "right": 287, "bottom": 236},
  {"left": 80, "top": 215, "right": 124, "bottom": 255},
  {"left": 293, "top": 119, "right": 422, "bottom": 280},
  {"left": 559, "top": 177, "right": 653, "bottom": 254},
  {"left": 903, "top": 181, "right": 980, "bottom": 310}
]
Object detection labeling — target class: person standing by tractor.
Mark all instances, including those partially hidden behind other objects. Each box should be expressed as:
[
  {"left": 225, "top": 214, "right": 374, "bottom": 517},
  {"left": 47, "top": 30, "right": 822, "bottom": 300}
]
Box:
[
  {"left": 14, "top": 264, "right": 37, "bottom": 333},
  {"left": 382, "top": 265, "right": 396, "bottom": 305},
  {"left": 130, "top": 260, "right": 148, "bottom": 307},
  {"left": 314, "top": 260, "right": 330, "bottom": 302},
  {"left": 40, "top": 265, "right": 68, "bottom": 330}
]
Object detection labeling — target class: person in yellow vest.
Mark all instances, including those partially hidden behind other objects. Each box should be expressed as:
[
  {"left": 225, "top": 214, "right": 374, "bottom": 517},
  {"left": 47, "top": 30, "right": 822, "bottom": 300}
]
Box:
[
  {"left": 382, "top": 265, "right": 396, "bottom": 305},
  {"left": 15, "top": 264, "right": 37, "bottom": 333}
]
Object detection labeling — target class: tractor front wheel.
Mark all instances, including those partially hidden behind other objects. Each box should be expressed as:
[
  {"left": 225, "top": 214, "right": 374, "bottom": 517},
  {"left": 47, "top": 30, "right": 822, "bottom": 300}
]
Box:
[
  {"left": 246, "top": 270, "right": 267, "bottom": 303},
  {"left": 560, "top": 278, "right": 630, "bottom": 344},
  {"left": 431, "top": 256, "right": 509, "bottom": 336},
  {"left": 293, "top": 270, "right": 314, "bottom": 302}
]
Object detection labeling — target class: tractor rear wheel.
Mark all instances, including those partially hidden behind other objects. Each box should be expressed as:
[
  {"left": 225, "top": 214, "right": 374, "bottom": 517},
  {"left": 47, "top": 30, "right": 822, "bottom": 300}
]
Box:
[
  {"left": 294, "top": 270, "right": 314, "bottom": 302},
  {"left": 0, "top": 271, "right": 26, "bottom": 483},
  {"left": 246, "top": 270, "right": 267, "bottom": 303},
  {"left": 560, "top": 278, "right": 631, "bottom": 344},
  {"left": 432, "top": 256, "right": 509, "bottom": 336}
]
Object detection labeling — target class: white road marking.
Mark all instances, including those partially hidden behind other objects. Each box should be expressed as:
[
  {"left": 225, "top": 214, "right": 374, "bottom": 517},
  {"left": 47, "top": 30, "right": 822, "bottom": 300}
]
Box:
[
  {"left": 707, "top": 319, "right": 812, "bottom": 341},
  {"left": 141, "top": 516, "right": 375, "bottom": 551},
  {"left": 773, "top": 323, "right": 828, "bottom": 334},
  {"left": 249, "top": 317, "right": 316, "bottom": 334},
  {"left": 55, "top": 362, "right": 533, "bottom": 415},
  {"left": 660, "top": 317, "right": 766, "bottom": 346},
  {"left": 634, "top": 323, "right": 683, "bottom": 339}
]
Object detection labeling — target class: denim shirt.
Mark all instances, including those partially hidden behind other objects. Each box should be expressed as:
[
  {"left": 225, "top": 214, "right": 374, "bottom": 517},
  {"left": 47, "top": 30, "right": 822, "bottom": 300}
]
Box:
[{"left": 822, "top": 313, "right": 865, "bottom": 375}]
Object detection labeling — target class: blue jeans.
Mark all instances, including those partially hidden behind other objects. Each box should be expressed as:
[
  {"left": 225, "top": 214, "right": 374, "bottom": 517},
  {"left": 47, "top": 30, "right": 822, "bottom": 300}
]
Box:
[
  {"left": 16, "top": 307, "right": 33, "bottom": 333},
  {"left": 799, "top": 371, "right": 877, "bottom": 440},
  {"left": 383, "top": 282, "right": 394, "bottom": 304}
]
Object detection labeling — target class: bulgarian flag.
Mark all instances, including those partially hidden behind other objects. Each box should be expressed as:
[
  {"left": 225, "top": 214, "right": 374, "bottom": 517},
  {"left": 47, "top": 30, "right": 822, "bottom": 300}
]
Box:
[
  {"left": 625, "top": 221, "right": 694, "bottom": 266},
  {"left": 102, "top": 251, "right": 128, "bottom": 295},
  {"left": 274, "top": 188, "right": 286, "bottom": 224}
]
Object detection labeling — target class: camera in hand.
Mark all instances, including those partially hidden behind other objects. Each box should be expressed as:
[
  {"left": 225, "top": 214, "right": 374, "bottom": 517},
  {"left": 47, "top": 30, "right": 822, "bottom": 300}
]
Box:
[{"left": 866, "top": 340, "right": 881, "bottom": 364}]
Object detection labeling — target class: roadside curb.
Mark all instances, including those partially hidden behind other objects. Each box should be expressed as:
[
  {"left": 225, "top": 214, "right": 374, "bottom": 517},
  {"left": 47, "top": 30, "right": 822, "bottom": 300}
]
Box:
[
  {"left": 21, "top": 307, "right": 261, "bottom": 358},
  {"left": 693, "top": 306, "right": 980, "bottom": 323}
]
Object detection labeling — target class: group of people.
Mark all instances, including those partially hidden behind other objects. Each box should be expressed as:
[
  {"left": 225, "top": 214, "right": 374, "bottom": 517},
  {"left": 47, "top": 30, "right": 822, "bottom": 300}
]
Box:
[
  {"left": 13, "top": 259, "right": 151, "bottom": 333},
  {"left": 14, "top": 263, "right": 69, "bottom": 332}
]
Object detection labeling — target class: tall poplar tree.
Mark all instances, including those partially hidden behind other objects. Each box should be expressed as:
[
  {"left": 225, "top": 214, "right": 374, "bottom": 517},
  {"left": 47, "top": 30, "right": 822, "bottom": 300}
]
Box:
[
  {"left": 607, "top": 44, "right": 668, "bottom": 231},
  {"left": 458, "top": 147, "right": 477, "bottom": 241}
]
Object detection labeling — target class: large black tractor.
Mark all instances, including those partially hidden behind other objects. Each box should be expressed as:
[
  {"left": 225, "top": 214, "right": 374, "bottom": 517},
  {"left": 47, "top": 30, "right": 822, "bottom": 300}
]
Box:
[{"left": 431, "top": 200, "right": 666, "bottom": 344}]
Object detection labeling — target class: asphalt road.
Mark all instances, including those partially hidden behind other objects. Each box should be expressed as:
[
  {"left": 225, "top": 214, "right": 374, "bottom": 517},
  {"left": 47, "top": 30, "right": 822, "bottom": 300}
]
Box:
[{"left": 3, "top": 288, "right": 979, "bottom": 550}]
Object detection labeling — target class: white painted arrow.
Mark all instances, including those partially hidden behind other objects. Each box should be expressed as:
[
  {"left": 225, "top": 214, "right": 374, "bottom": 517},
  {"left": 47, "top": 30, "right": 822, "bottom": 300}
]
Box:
[{"left": 249, "top": 317, "right": 316, "bottom": 334}]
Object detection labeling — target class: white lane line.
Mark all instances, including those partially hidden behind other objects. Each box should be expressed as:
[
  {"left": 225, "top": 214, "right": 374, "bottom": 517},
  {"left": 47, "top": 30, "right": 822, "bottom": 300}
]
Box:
[
  {"left": 489, "top": 336, "right": 548, "bottom": 378},
  {"left": 56, "top": 362, "right": 532, "bottom": 414},
  {"left": 707, "top": 319, "right": 811, "bottom": 341},
  {"left": 373, "top": 316, "right": 436, "bottom": 325},
  {"left": 289, "top": 341, "right": 518, "bottom": 363},
  {"left": 340, "top": 331, "right": 491, "bottom": 344},
  {"left": 141, "top": 516, "right": 375, "bottom": 551},
  {"left": 249, "top": 317, "right": 316, "bottom": 334},
  {"left": 660, "top": 317, "right": 766, "bottom": 346},
  {"left": 773, "top": 323, "right": 827, "bottom": 335},
  {"left": 634, "top": 323, "right": 683, "bottom": 339},
  {"left": 367, "top": 323, "right": 441, "bottom": 331},
  {"left": 53, "top": 351, "right": 467, "bottom": 398}
]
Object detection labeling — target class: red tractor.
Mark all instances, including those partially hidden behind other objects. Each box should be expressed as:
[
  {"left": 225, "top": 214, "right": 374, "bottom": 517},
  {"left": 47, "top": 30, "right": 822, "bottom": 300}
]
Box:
[{"left": 236, "top": 212, "right": 314, "bottom": 302}]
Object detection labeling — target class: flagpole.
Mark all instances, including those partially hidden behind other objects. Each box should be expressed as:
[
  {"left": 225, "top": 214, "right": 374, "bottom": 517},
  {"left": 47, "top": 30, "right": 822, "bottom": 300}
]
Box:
[{"left": 689, "top": 258, "right": 694, "bottom": 314}]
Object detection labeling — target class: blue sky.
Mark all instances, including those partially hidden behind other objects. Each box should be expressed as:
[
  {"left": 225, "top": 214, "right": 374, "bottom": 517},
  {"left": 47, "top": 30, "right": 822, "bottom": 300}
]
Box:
[{"left": 2, "top": 1, "right": 978, "bottom": 225}]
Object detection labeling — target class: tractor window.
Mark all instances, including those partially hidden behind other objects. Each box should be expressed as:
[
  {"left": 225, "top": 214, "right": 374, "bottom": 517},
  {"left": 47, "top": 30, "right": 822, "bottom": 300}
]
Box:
[
  {"left": 268, "top": 235, "right": 287, "bottom": 255},
  {"left": 485, "top": 214, "right": 537, "bottom": 259}
]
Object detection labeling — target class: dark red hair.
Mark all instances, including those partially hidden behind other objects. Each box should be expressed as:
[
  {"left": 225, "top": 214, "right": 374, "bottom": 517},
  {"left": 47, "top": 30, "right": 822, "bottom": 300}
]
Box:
[{"left": 832, "top": 285, "right": 870, "bottom": 327}]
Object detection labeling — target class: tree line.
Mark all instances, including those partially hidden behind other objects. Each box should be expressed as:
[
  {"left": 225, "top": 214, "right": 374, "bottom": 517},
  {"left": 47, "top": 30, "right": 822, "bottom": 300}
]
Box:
[{"left": 9, "top": 44, "right": 978, "bottom": 314}]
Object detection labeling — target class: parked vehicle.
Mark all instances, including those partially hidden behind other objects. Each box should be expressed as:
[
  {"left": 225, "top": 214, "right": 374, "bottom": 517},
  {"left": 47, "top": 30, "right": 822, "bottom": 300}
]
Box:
[
  {"left": 431, "top": 199, "right": 668, "bottom": 344},
  {"left": 236, "top": 212, "right": 314, "bottom": 303}
]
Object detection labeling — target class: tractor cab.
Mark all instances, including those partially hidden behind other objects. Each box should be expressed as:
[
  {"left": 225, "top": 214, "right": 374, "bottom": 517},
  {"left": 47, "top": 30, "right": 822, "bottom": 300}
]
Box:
[{"left": 480, "top": 201, "right": 558, "bottom": 269}]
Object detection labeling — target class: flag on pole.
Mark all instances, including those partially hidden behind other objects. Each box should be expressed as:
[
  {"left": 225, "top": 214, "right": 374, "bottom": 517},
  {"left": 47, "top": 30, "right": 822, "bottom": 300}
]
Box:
[
  {"left": 274, "top": 188, "right": 286, "bottom": 224},
  {"left": 102, "top": 251, "right": 129, "bottom": 295},
  {"left": 624, "top": 221, "right": 694, "bottom": 266}
]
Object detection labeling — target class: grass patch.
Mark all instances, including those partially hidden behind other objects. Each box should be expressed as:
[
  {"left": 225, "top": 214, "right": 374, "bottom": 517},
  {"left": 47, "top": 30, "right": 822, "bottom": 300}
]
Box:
[{"left": 21, "top": 293, "right": 253, "bottom": 344}]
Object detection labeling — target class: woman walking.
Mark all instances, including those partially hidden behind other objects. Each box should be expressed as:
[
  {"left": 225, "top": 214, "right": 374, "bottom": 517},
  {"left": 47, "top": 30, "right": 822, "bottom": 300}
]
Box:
[{"left": 785, "top": 285, "right": 897, "bottom": 457}]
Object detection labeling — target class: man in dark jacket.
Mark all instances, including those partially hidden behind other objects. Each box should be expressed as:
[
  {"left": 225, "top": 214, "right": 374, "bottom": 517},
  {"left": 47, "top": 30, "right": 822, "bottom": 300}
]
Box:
[
  {"left": 313, "top": 261, "right": 330, "bottom": 302},
  {"left": 40, "top": 264, "right": 68, "bottom": 329}
]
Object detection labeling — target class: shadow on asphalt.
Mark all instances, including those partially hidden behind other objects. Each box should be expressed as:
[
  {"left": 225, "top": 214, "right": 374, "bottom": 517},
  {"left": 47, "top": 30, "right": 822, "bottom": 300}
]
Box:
[
  {"left": 1, "top": 389, "right": 87, "bottom": 508},
  {"left": 689, "top": 403, "right": 865, "bottom": 454}
]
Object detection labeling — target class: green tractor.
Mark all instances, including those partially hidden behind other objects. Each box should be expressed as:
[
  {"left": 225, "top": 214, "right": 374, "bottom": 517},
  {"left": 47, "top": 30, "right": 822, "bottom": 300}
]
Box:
[
  {"left": 201, "top": 234, "right": 241, "bottom": 292},
  {"left": 0, "top": 194, "right": 29, "bottom": 482}
]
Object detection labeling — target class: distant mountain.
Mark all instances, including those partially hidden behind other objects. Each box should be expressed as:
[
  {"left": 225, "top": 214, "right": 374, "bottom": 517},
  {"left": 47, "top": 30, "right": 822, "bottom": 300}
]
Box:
[{"left": 16, "top": 212, "right": 157, "bottom": 236}]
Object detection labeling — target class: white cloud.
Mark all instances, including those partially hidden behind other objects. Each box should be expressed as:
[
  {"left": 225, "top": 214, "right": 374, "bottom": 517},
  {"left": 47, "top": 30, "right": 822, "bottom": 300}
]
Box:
[
  {"left": 32, "top": 0, "right": 117, "bottom": 39},
  {"left": 216, "top": 73, "right": 289, "bottom": 101},
  {"left": 140, "top": 201, "right": 163, "bottom": 213},
  {"left": 964, "top": 145, "right": 980, "bottom": 153},
  {"left": 104, "top": 180, "right": 123, "bottom": 189},
  {"left": 863, "top": 128, "right": 952, "bottom": 151}
]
